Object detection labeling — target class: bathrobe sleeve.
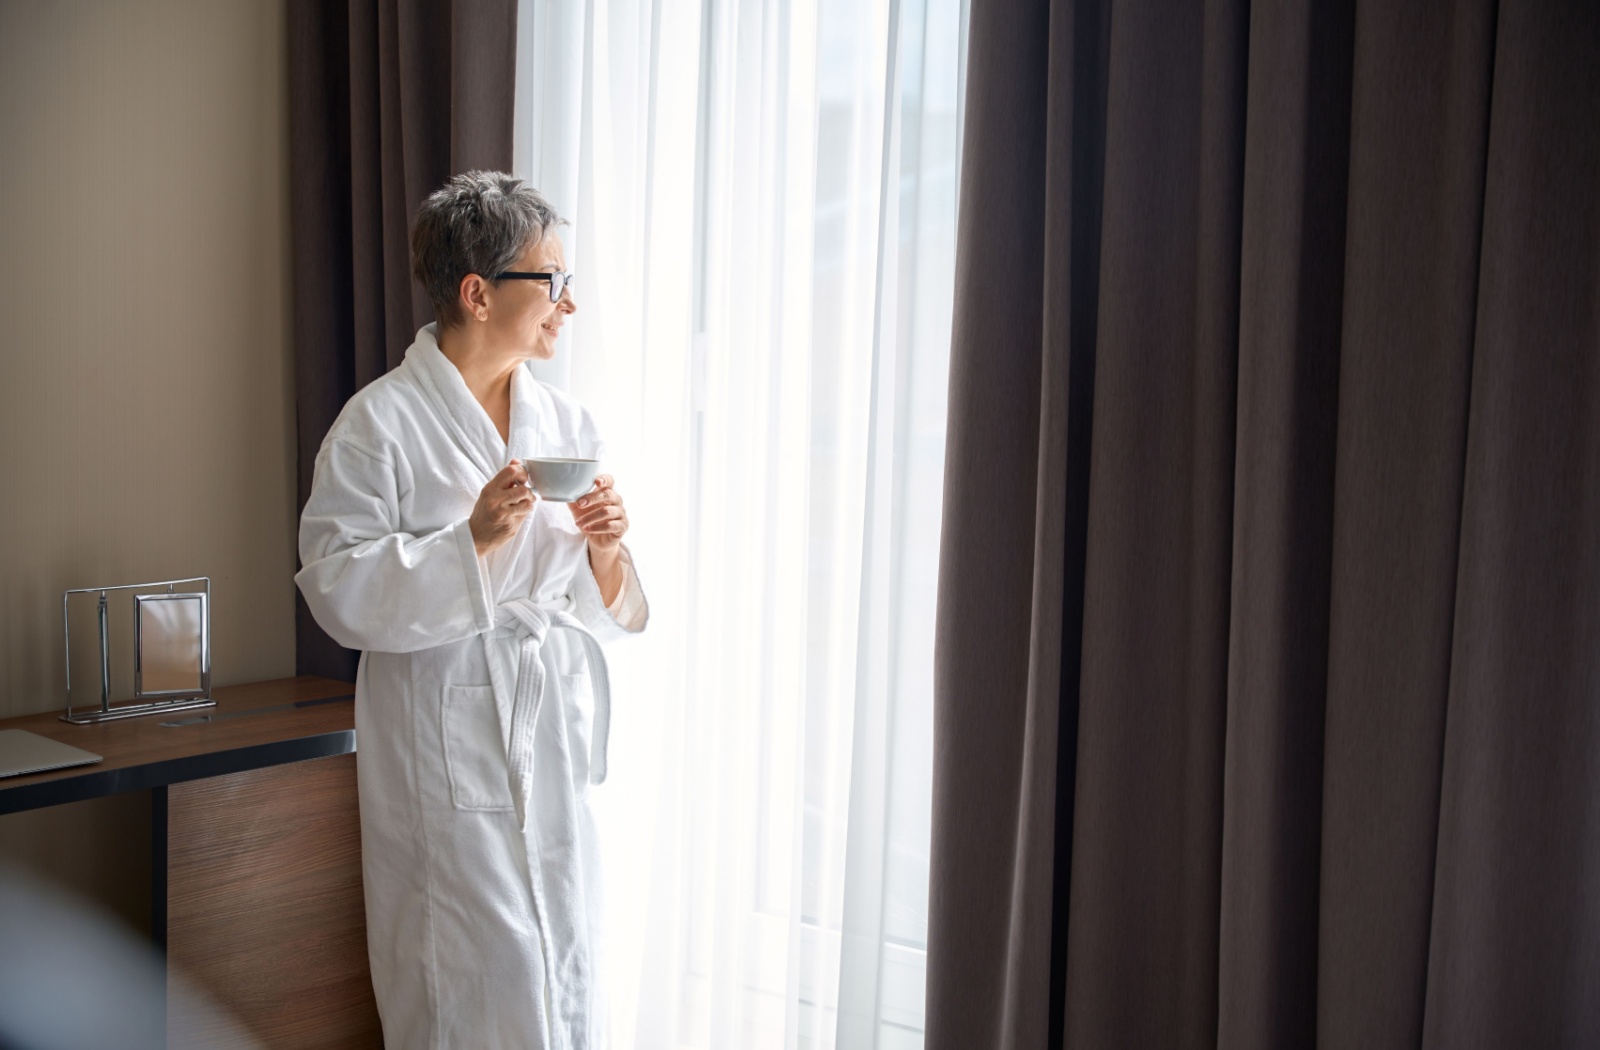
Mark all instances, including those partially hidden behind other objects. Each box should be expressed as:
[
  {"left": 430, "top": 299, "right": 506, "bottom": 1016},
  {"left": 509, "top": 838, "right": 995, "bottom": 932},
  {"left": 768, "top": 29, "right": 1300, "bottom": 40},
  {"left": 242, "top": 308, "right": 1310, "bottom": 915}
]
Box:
[
  {"left": 604, "top": 562, "right": 648, "bottom": 630},
  {"left": 295, "top": 438, "right": 494, "bottom": 653},
  {"left": 570, "top": 543, "right": 649, "bottom": 642}
]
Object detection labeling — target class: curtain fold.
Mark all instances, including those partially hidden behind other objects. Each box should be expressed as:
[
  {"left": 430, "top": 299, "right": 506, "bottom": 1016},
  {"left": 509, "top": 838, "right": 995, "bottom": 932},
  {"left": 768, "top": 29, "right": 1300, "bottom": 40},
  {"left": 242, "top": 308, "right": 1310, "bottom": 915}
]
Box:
[
  {"left": 1424, "top": 2, "right": 1600, "bottom": 1040},
  {"left": 1313, "top": 2, "right": 1493, "bottom": 1044},
  {"left": 928, "top": 0, "right": 1600, "bottom": 1046},
  {"left": 1217, "top": 0, "right": 1354, "bottom": 1045},
  {"left": 923, "top": 6, "right": 1055, "bottom": 1048},
  {"left": 288, "top": 0, "right": 517, "bottom": 679},
  {"left": 1059, "top": 0, "right": 1246, "bottom": 1043}
]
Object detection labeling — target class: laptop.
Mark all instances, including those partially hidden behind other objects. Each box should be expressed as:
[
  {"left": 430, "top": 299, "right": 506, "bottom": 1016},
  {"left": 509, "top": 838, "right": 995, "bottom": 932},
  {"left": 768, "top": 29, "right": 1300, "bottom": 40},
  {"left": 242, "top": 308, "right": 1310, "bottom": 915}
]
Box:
[{"left": 0, "top": 730, "right": 103, "bottom": 779}]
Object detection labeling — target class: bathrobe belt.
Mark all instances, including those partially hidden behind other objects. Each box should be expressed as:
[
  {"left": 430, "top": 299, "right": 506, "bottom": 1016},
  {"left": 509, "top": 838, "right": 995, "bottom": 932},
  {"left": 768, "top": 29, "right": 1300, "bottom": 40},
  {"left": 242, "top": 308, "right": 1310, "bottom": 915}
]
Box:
[{"left": 493, "top": 597, "right": 613, "bottom": 831}]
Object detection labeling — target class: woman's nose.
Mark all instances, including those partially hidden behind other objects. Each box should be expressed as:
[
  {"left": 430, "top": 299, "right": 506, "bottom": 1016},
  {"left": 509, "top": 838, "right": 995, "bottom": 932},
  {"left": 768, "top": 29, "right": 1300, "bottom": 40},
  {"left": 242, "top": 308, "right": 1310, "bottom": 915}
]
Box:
[{"left": 558, "top": 286, "right": 577, "bottom": 313}]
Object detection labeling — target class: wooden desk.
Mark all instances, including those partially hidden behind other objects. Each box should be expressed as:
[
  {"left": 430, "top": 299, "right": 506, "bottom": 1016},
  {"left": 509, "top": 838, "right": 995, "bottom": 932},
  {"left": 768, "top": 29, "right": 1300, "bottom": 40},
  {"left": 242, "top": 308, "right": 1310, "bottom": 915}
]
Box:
[{"left": 0, "top": 676, "right": 382, "bottom": 1048}]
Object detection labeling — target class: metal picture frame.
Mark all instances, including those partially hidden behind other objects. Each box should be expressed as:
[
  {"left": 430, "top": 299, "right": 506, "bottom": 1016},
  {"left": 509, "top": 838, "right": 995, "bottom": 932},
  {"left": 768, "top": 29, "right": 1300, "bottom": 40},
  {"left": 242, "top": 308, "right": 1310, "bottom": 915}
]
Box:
[
  {"left": 133, "top": 591, "right": 210, "bottom": 700},
  {"left": 62, "top": 577, "right": 216, "bottom": 725}
]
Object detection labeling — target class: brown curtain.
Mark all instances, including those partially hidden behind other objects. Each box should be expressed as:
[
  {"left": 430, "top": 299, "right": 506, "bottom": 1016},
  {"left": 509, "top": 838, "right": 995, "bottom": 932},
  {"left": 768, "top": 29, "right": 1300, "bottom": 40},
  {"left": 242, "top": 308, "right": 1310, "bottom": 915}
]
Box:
[
  {"left": 287, "top": 0, "right": 517, "bottom": 680},
  {"left": 927, "top": 0, "right": 1600, "bottom": 1046}
]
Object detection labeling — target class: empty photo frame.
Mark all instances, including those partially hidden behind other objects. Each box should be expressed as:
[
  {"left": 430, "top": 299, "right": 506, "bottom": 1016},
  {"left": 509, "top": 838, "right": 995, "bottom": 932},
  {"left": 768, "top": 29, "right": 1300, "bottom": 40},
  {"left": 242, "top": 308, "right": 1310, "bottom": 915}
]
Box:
[
  {"left": 61, "top": 576, "right": 215, "bottom": 724},
  {"left": 134, "top": 591, "right": 209, "bottom": 699}
]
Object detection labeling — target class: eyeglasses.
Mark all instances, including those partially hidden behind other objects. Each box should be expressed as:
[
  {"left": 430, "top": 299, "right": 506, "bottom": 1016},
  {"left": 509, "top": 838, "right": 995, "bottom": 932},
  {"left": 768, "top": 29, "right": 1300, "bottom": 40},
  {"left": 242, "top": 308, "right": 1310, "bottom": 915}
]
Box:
[{"left": 492, "top": 270, "right": 575, "bottom": 303}]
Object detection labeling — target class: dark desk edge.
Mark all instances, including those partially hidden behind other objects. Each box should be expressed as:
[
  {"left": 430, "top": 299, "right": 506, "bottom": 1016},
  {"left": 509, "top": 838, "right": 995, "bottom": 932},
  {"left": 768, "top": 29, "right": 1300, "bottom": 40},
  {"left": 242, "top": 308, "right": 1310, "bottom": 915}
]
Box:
[{"left": 0, "top": 729, "right": 356, "bottom": 815}]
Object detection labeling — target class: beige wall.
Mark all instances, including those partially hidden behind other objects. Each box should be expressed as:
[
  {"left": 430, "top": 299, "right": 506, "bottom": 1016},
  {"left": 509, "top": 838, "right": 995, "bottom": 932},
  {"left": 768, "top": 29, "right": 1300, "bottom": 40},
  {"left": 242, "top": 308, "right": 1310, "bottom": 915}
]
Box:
[{"left": 0, "top": 0, "right": 295, "bottom": 929}]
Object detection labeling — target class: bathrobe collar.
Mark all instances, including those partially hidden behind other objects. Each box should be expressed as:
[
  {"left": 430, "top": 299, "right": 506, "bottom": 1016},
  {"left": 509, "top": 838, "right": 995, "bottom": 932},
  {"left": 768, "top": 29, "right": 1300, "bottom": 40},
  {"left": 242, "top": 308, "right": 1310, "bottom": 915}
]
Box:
[{"left": 405, "top": 323, "right": 544, "bottom": 479}]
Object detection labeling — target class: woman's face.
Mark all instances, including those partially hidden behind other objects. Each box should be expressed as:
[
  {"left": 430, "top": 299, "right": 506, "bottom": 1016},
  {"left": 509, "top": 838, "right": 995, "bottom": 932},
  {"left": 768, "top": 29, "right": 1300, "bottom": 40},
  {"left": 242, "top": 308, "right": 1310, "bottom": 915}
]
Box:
[{"left": 484, "top": 233, "right": 576, "bottom": 361}]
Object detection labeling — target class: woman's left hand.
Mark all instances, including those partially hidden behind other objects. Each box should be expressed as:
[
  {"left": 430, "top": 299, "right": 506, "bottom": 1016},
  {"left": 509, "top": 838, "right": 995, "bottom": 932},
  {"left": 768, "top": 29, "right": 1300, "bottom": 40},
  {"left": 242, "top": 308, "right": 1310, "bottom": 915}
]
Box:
[{"left": 570, "top": 475, "right": 629, "bottom": 554}]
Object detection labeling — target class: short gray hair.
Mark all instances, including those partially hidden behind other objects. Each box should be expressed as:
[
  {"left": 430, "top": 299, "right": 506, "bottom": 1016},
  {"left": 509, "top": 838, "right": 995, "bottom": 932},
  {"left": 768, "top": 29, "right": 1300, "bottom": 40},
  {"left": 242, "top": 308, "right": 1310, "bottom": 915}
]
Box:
[{"left": 410, "top": 171, "right": 566, "bottom": 327}]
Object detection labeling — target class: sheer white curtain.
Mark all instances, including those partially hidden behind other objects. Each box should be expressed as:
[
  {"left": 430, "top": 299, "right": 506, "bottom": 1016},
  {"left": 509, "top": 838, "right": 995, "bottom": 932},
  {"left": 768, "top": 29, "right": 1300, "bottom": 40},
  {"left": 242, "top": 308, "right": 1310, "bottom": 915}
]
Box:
[{"left": 514, "top": 1, "right": 967, "bottom": 1046}]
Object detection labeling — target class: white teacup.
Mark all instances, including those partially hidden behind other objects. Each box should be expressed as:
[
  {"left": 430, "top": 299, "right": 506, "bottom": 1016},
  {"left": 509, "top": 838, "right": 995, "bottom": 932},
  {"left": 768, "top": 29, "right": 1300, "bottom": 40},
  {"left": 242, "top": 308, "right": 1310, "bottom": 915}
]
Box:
[{"left": 522, "top": 457, "right": 600, "bottom": 502}]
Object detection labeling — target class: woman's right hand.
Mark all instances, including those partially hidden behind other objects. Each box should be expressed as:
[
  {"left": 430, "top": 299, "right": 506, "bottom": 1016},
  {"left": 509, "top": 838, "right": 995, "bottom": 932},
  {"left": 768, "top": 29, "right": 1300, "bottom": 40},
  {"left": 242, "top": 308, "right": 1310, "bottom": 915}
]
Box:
[{"left": 470, "top": 461, "right": 535, "bottom": 556}]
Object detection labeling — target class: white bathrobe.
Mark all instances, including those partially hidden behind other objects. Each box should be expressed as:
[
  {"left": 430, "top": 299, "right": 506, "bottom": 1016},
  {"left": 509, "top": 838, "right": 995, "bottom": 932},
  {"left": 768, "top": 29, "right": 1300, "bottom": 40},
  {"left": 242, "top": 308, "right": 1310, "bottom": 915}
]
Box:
[{"left": 295, "top": 324, "right": 647, "bottom": 1050}]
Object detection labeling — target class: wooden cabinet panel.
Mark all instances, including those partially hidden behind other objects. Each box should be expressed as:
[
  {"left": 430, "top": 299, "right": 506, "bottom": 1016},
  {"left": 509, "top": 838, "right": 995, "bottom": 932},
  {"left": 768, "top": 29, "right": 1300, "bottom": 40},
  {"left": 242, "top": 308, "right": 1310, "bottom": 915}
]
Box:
[{"left": 166, "top": 753, "right": 382, "bottom": 1048}]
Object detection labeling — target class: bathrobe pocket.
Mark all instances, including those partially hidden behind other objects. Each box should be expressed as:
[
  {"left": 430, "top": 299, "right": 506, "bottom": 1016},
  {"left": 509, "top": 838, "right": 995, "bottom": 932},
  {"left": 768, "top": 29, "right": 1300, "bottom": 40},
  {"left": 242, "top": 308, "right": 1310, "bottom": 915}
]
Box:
[{"left": 442, "top": 685, "right": 515, "bottom": 811}]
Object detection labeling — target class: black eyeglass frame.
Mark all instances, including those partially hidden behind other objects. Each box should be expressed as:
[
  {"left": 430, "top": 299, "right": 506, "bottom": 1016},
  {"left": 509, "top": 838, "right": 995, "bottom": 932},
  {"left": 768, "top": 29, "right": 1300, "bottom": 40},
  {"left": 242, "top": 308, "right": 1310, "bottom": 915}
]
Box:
[{"left": 491, "top": 270, "right": 575, "bottom": 303}]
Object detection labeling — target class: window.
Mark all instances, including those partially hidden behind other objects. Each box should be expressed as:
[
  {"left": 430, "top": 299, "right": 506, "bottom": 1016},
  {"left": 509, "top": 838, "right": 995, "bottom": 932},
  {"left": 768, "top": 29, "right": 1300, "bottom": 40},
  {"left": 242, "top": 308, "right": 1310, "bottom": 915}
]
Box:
[{"left": 514, "top": 1, "right": 968, "bottom": 1044}]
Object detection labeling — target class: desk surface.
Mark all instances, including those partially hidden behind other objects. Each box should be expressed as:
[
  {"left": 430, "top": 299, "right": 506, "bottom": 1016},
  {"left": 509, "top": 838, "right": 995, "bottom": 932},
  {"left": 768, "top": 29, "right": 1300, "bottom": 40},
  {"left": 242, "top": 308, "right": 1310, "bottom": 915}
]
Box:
[{"left": 0, "top": 677, "right": 355, "bottom": 814}]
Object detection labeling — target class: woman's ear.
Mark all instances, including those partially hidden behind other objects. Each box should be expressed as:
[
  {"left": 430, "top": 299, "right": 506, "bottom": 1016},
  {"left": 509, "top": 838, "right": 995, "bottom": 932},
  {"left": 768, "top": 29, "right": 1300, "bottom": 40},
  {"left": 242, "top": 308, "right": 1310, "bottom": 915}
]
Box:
[{"left": 458, "top": 273, "right": 491, "bottom": 321}]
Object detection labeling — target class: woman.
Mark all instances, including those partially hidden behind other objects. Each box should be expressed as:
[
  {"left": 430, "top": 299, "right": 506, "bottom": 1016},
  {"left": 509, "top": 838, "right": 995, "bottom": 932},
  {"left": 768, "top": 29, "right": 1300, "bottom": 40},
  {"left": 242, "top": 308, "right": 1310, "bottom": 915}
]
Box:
[{"left": 296, "top": 171, "right": 646, "bottom": 1049}]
